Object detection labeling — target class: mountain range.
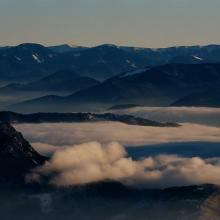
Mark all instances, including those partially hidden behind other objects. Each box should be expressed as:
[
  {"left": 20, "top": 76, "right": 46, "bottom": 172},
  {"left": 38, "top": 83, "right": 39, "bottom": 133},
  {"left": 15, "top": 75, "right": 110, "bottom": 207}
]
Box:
[
  {"left": 1, "top": 43, "right": 220, "bottom": 82},
  {"left": 1, "top": 43, "right": 220, "bottom": 110},
  {"left": 1, "top": 42, "right": 220, "bottom": 220},
  {"left": 0, "top": 70, "right": 99, "bottom": 94},
  {"left": 10, "top": 63, "right": 220, "bottom": 112}
]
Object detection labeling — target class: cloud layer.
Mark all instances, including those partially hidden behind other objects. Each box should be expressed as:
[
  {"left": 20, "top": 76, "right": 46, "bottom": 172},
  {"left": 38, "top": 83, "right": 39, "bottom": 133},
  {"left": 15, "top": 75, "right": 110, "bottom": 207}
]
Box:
[
  {"left": 110, "top": 106, "right": 220, "bottom": 127},
  {"left": 14, "top": 122, "right": 220, "bottom": 155},
  {"left": 26, "top": 142, "right": 220, "bottom": 188}
]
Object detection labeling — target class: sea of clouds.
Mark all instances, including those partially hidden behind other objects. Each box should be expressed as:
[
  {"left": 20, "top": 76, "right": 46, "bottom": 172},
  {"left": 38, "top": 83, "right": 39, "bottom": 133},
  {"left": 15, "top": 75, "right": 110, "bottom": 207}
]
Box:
[
  {"left": 110, "top": 106, "right": 220, "bottom": 127},
  {"left": 14, "top": 107, "right": 220, "bottom": 188},
  {"left": 26, "top": 142, "right": 220, "bottom": 188},
  {"left": 15, "top": 122, "right": 220, "bottom": 155}
]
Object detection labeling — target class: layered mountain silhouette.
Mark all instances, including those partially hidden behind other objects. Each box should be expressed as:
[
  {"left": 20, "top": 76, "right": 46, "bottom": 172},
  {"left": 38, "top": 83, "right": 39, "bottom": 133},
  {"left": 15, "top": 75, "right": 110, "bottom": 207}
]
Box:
[
  {"left": 1, "top": 43, "right": 220, "bottom": 81},
  {"left": 0, "top": 43, "right": 57, "bottom": 81},
  {"left": 11, "top": 63, "right": 220, "bottom": 111},
  {"left": 0, "top": 70, "right": 99, "bottom": 94}
]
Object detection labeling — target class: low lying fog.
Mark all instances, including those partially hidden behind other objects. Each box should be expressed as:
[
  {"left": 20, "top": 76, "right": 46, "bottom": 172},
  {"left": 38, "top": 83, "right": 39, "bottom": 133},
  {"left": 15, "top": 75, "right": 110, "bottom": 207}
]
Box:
[
  {"left": 26, "top": 142, "right": 220, "bottom": 188},
  {"left": 109, "top": 106, "right": 220, "bottom": 127},
  {"left": 14, "top": 107, "right": 220, "bottom": 188},
  {"left": 15, "top": 122, "right": 220, "bottom": 155}
]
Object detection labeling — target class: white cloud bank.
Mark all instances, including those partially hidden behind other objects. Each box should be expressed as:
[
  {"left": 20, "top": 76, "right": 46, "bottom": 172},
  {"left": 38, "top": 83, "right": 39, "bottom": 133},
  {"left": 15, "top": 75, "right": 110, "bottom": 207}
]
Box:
[
  {"left": 110, "top": 107, "right": 220, "bottom": 127},
  {"left": 15, "top": 114, "right": 220, "bottom": 188},
  {"left": 14, "top": 122, "right": 220, "bottom": 155},
  {"left": 26, "top": 142, "right": 220, "bottom": 188}
]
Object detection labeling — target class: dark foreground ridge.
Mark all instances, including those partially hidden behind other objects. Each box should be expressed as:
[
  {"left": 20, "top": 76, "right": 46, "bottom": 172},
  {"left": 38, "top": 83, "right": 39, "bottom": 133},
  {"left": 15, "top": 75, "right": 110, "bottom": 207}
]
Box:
[
  {"left": 0, "top": 111, "right": 179, "bottom": 127},
  {"left": 0, "top": 122, "right": 47, "bottom": 179}
]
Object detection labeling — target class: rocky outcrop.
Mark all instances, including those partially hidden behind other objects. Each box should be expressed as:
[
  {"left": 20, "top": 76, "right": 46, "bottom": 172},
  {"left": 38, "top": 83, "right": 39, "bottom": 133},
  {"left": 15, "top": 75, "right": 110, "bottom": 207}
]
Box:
[{"left": 0, "top": 122, "right": 46, "bottom": 179}]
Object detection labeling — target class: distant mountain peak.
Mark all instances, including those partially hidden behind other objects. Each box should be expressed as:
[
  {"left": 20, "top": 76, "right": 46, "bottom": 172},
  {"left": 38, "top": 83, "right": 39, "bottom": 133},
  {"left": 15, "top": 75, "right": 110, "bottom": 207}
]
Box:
[
  {"left": 49, "top": 44, "right": 88, "bottom": 53},
  {"left": 66, "top": 43, "right": 83, "bottom": 48},
  {"left": 95, "top": 44, "right": 120, "bottom": 49},
  {"left": 16, "top": 43, "right": 48, "bottom": 50}
]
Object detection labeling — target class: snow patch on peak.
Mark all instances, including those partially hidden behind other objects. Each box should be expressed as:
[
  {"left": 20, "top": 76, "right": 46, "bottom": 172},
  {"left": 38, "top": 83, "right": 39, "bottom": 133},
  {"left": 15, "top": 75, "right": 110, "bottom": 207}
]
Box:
[
  {"left": 32, "top": 54, "right": 42, "bottom": 63},
  {"left": 126, "top": 60, "right": 131, "bottom": 64},
  {"left": 126, "top": 60, "right": 137, "bottom": 68},
  {"left": 150, "top": 48, "right": 159, "bottom": 52},
  {"left": 120, "top": 68, "right": 148, "bottom": 78},
  {"left": 15, "top": 56, "right": 22, "bottom": 61},
  {"left": 131, "top": 63, "right": 137, "bottom": 68},
  {"left": 67, "top": 44, "right": 80, "bottom": 48},
  {"left": 192, "top": 55, "right": 203, "bottom": 61}
]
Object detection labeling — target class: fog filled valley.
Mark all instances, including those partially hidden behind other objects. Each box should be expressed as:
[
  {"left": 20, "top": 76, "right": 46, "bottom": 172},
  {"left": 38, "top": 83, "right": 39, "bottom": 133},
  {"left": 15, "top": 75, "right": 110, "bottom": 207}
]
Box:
[
  {"left": 1, "top": 43, "right": 220, "bottom": 220},
  {"left": 0, "top": 106, "right": 216, "bottom": 220}
]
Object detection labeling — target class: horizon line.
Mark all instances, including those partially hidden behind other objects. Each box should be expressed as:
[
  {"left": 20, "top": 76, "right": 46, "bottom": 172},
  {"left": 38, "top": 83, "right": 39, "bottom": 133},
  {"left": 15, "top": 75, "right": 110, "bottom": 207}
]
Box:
[{"left": 1, "top": 42, "right": 220, "bottom": 50}]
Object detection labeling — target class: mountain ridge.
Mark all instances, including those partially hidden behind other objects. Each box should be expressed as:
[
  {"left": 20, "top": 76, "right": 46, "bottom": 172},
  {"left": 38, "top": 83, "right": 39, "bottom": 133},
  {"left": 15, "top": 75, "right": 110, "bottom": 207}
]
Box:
[
  {"left": 0, "top": 70, "right": 99, "bottom": 94},
  {"left": 0, "top": 111, "right": 179, "bottom": 127},
  {"left": 10, "top": 62, "right": 220, "bottom": 111},
  {"left": 1, "top": 43, "right": 220, "bottom": 81}
]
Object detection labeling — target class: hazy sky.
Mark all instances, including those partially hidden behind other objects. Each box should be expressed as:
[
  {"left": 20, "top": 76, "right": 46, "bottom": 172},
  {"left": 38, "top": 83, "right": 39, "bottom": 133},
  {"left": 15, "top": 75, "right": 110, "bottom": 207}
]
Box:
[{"left": 0, "top": 0, "right": 220, "bottom": 47}]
